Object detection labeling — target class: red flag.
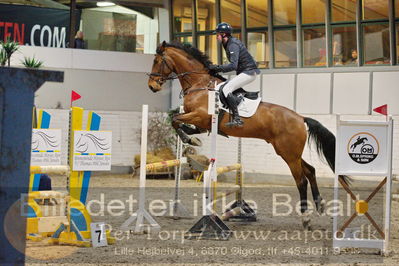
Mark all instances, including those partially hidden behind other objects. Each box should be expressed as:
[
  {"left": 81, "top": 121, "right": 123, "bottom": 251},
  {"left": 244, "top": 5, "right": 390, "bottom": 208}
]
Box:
[
  {"left": 71, "top": 90, "right": 81, "bottom": 106},
  {"left": 373, "top": 104, "right": 388, "bottom": 116}
]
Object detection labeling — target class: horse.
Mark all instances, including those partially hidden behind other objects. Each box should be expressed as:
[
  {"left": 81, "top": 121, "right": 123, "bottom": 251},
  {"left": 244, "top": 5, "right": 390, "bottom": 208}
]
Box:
[{"left": 148, "top": 41, "right": 349, "bottom": 229}]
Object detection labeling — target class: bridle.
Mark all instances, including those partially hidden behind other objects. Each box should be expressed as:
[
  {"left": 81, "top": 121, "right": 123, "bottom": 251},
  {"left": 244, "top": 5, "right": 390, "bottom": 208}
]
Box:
[
  {"left": 147, "top": 54, "right": 178, "bottom": 85},
  {"left": 147, "top": 53, "right": 209, "bottom": 92}
]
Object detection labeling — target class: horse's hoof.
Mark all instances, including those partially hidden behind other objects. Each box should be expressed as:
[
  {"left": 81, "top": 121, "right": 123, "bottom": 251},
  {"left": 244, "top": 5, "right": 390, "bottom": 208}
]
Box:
[
  {"left": 318, "top": 199, "right": 326, "bottom": 215},
  {"left": 189, "top": 137, "right": 202, "bottom": 146},
  {"left": 302, "top": 219, "right": 312, "bottom": 231},
  {"left": 182, "top": 146, "right": 197, "bottom": 156}
]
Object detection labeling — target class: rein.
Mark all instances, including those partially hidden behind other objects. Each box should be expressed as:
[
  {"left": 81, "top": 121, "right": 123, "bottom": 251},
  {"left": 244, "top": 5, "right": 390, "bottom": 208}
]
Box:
[
  {"left": 181, "top": 77, "right": 219, "bottom": 97},
  {"left": 182, "top": 87, "right": 215, "bottom": 97},
  {"left": 147, "top": 71, "right": 202, "bottom": 81}
]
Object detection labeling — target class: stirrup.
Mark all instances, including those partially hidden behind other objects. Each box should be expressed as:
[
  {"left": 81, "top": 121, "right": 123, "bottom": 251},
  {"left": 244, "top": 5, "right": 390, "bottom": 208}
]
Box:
[{"left": 225, "top": 118, "right": 243, "bottom": 128}]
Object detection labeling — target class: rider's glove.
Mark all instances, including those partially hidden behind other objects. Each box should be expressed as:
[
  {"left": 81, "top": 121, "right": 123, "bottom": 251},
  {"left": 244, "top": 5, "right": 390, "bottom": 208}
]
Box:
[{"left": 208, "top": 64, "right": 222, "bottom": 73}]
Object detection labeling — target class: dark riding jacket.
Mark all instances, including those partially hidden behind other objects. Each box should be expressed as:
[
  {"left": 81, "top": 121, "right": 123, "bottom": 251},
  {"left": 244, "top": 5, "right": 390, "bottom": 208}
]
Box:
[
  {"left": 219, "top": 37, "right": 260, "bottom": 75},
  {"left": 74, "top": 38, "right": 86, "bottom": 49}
]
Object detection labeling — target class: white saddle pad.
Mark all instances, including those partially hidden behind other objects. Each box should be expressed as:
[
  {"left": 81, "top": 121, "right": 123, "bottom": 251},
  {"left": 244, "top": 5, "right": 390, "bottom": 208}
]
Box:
[{"left": 216, "top": 82, "right": 261, "bottom": 118}]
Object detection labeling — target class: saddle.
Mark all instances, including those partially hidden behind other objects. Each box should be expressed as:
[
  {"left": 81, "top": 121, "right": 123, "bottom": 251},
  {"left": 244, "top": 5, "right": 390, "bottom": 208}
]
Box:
[{"left": 218, "top": 82, "right": 259, "bottom": 109}]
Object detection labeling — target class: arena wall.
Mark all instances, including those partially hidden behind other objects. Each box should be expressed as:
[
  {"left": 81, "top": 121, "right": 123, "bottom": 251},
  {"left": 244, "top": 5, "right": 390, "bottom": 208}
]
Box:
[{"left": 41, "top": 108, "right": 398, "bottom": 181}]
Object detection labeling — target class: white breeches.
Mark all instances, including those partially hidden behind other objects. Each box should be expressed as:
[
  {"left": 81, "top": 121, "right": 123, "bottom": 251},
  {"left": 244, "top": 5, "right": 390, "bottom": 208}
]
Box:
[{"left": 222, "top": 72, "right": 257, "bottom": 97}]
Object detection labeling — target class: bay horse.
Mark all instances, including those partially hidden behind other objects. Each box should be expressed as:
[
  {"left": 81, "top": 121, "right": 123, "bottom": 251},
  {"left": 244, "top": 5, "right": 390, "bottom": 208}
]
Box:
[{"left": 148, "top": 41, "right": 348, "bottom": 229}]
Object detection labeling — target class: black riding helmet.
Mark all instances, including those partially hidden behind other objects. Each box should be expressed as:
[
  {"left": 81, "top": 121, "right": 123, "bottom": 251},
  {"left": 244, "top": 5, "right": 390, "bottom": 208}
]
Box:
[{"left": 214, "top": 22, "right": 233, "bottom": 35}]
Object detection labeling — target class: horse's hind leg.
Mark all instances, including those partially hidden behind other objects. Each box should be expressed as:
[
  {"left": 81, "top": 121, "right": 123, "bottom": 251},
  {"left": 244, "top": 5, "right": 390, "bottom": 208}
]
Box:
[
  {"left": 302, "top": 159, "right": 325, "bottom": 215},
  {"left": 287, "top": 159, "right": 311, "bottom": 230}
]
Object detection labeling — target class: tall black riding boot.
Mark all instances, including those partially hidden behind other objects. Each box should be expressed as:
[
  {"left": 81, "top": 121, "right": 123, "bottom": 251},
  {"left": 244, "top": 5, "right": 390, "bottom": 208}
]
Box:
[{"left": 225, "top": 93, "right": 243, "bottom": 127}]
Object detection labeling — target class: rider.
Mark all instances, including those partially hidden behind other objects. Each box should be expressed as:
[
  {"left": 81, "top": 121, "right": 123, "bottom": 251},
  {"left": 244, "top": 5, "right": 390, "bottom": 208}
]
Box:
[{"left": 209, "top": 22, "right": 260, "bottom": 127}]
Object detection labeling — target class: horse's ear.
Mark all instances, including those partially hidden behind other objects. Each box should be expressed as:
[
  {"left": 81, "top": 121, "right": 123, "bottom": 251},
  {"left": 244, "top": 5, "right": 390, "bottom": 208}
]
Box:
[{"left": 157, "top": 41, "right": 167, "bottom": 54}]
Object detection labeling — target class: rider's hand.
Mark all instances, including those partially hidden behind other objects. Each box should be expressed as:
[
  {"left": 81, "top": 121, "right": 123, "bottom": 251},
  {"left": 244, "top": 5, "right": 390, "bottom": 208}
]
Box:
[{"left": 208, "top": 64, "right": 222, "bottom": 73}]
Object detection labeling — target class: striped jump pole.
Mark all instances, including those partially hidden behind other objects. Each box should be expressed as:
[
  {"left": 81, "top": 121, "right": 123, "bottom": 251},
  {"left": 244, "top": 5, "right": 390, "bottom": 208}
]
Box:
[
  {"left": 146, "top": 159, "right": 181, "bottom": 171},
  {"left": 30, "top": 165, "right": 70, "bottom": 175},
  {"left": 216, "top": 164, "right": 241, "bottom": 175}
]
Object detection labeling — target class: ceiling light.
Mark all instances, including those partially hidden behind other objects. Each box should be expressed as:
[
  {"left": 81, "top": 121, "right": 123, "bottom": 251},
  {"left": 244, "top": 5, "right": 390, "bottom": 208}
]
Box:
[{"left": 96, "top": 1, "right": 115, "bottom": 7}]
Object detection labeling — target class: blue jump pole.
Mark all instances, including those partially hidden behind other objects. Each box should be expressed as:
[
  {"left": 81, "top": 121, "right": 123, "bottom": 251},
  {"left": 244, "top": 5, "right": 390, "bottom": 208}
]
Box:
[{"left": 0, "top": 68, "right": 63, "bottom": 265}]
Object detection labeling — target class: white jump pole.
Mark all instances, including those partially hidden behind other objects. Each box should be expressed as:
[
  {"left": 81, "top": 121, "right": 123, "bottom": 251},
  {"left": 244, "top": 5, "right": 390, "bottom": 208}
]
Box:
[
  {"left": 384, "top": 117, "right": 393, "bottom": 253},
  {"left": 170, "top": 132, "right": 191, "bottom": 218},
  {"left": 121, "top": 105, "right": 160, "bottom": 233},
  {"left": 204, "top": 90, "right": 218, "bottom": 216}
]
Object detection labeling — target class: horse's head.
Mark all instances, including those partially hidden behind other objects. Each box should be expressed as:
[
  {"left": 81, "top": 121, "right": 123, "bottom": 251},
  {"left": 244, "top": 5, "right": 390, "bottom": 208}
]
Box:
[
  {"left": 148, "top": 41, "right": 226, "bottom": 93},
  {"left": 148, "top": 41, "right": 175, "bottom": 92}
]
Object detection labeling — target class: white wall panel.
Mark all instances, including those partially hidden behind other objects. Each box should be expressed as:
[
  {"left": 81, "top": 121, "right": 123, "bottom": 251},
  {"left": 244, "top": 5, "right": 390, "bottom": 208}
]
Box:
[
  {"left": 11, "top": 46, "right": 73, "bottom": 69},
  {"left": 171, "top": 80, "right": 184, "bottom": 109},
  {"left": 333, "top": 72, "right": 370, "bottom": 114},
  {"left": 71, "top": 49, "right": 153, "bottom": 72},
  {"left": 297, "top": 73, "right": 330, "bottom": 114},
  {"left": 262, "top": 74, "right": 295, "bottom": 109},
  {"left": 372, "top": 72, "right": 399, "bottom": 115}
]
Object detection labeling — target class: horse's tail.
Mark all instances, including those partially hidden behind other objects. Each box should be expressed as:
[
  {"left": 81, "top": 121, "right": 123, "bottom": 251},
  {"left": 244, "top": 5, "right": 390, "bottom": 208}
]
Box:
[{"left": 304, "top": 117, "right": 351, "bottom": 186}]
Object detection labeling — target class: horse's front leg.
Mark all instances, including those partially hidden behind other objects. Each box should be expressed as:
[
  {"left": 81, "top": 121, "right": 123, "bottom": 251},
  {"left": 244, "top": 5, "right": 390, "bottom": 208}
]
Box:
[
  {"left": 179, "top": 124, "right": 207, "bottom": 135},
  {"left": 172, "top": 112, "right": 204, "bottom": 146}
]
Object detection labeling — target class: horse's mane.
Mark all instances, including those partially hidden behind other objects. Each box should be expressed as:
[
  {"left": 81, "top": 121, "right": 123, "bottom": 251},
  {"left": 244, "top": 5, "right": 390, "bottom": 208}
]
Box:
[{"left": 157, "top": 41, "right": 226, "bottom": 81}]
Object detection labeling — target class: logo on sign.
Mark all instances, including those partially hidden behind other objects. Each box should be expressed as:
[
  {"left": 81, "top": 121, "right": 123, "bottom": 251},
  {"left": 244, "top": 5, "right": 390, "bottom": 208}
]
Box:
[
  {"left": 32, "top": 130, "right": 60, "bottom": 151},
  {"left": 347, "top": 132, "right": 379, "bottom": 164},
  {"left": 75, "top": 133, "right": 111, "bottom": 153}
]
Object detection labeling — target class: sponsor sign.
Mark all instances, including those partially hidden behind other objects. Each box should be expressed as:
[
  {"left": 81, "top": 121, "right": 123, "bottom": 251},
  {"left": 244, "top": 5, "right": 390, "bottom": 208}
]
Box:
[
  {"left": 72, "top": 130, "right": 112, "bottom": 171},
  {"left": 0, "top": 3, "right": 80, "bottom": 47},
  {"left": 31, "top": 128, "right": 62, "bottom": 165},
  {"left": 333, "top": 118, "right": 393, "bottom": 254},
  {"left": 336, "top": 121, "right": 389, "bottom": 175}
]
